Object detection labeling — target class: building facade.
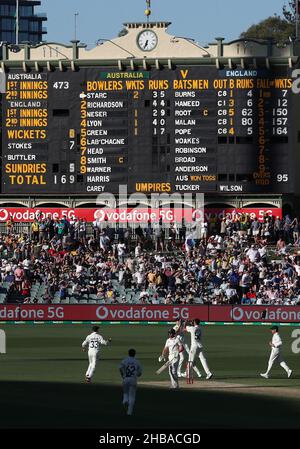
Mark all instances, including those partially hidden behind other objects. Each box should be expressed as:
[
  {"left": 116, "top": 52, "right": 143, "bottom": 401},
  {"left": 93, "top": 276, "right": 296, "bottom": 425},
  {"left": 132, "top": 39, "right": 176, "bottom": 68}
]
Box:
[{"left": 0, "top": 0, "right": 46, "bottom": 45}]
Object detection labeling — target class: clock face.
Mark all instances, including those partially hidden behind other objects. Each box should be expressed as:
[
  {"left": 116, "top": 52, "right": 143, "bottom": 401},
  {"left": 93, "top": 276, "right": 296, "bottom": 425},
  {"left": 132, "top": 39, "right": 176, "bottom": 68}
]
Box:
[{"left": 137, "top": 30, "right": 158, "bottom": 51}]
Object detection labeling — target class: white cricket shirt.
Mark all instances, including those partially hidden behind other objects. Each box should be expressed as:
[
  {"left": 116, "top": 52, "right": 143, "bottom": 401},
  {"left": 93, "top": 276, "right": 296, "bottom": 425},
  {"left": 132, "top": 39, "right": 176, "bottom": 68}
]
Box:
[
  {"left": 165, "top": 336, "right": 182, "bottom": 361},
  {"left": 119, "top": 356, "right": 142, "bottom": 380},
  {"left": 272, "top": 332, "right": 282, "bottom": 349},
  {"left": 186, "top": 325, "right": 203, "bottom": 349},
  {"left": 82, "top": 332, "right": 108, "bottom": 353}
]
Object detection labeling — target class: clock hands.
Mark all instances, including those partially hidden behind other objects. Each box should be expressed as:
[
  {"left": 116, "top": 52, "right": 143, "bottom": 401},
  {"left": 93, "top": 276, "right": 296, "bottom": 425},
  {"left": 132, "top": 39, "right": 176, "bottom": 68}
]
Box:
[{"left": 138, "top": 31, "right": 157, "bottom": 50}]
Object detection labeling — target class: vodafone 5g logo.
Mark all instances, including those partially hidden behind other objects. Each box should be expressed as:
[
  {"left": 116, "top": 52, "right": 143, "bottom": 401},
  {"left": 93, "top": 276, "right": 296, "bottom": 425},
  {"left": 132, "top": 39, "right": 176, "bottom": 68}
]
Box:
[
  {"left": 94, "top": 209, "right": 106, "bottom": 221},
  {"left": 0, "top": 329, "right": 6, "bottom": 354},
  {"left": 231, "top": 307, "right": 244, "bottom": 321},
  {"left": 96, "top": 306, "right": 109, "bottom": 320},
  {"left": 0, "top": 209, "right": 9, "bottom": 222}
]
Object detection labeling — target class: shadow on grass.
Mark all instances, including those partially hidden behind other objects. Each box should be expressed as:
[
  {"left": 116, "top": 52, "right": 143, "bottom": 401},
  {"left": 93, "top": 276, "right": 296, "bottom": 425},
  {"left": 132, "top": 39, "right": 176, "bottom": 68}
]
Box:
[{"left": 0, "top": 381, "right": 300, "bottom": 429}]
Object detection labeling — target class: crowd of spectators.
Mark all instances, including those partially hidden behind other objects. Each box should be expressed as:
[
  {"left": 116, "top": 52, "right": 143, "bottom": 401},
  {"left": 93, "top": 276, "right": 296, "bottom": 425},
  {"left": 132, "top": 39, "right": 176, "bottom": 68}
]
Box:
[{"left": 1, "top": 212, "right": 300, "bottom": 306}]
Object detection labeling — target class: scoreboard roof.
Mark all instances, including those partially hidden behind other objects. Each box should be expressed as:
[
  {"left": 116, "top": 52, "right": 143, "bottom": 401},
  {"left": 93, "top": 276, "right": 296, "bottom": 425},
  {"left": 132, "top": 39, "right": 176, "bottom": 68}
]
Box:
[{"left": 0, "top": 21, "right": 298, "bottom": 67}]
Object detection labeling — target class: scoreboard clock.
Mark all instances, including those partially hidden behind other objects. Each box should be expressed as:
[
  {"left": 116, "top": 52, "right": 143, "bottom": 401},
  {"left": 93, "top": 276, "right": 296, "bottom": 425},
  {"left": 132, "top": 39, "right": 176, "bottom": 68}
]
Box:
[
  {"left": 0, "top": 66, "right": 293, "bottom": 195},
  {"left": 137, "top": 30, "right": 158, "bottom": 51}
]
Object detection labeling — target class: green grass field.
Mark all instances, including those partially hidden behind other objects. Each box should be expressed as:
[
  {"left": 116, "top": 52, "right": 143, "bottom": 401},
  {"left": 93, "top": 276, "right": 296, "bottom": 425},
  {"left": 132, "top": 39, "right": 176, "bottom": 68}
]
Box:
[{"left": 0, "top": 324, "right": 299, "bottom": 429}]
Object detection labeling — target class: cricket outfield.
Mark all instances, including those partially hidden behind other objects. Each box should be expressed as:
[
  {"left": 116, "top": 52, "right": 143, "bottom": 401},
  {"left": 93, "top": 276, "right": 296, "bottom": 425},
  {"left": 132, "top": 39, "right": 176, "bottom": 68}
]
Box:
[{"left": 0, "top": 324, "right": 299, "bottom": 429}]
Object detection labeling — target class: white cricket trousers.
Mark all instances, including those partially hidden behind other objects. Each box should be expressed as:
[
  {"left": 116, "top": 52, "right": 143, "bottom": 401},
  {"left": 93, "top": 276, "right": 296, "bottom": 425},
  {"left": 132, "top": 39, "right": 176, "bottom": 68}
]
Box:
[
  {"left": 178, "top": 344, "right": 201, "bottom": 377},
  {"left": 188, "top": 346, "right": 211, "bottom": 376},
  {"left": 266, "top": 348, "right": 290, "bottom": 375},
  {"left": 123, "top": 378, "right": 137, "bottom": 415},
  {"left": 86, "top": 350, "right": 98, "bottom": 378},
  {"left": 169, "top": 359, "right": 179, "bottom": 388}
]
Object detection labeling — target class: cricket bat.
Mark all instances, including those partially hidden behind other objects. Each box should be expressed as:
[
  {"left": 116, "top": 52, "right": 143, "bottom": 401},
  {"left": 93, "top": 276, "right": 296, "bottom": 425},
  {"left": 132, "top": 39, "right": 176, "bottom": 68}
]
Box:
[
  {"left": 156, "top": 355, "right": 177, "bottom": 375},
  {"left": 156, "top": 360, "right": 171, "bottom": 375}
]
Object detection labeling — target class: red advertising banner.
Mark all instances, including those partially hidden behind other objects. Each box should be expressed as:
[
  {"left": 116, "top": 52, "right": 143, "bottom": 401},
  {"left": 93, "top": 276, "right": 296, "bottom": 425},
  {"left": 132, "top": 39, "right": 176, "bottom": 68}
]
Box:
[
  {"left": 1, "top": 305, "right": 300, "bottom": 323},
  {"left": 209, "top": 305, "right": 233, "bottom": 322},
  {"left": 0, "top": 304, "right": 209, "bottom": 322},
  {"left": 229, "top": 306, "right": 300, "bottom": 323},
  {"left": 209, "top": 305, "right": 300, "bottom": 323},
  {"left": 0, "top": 207, "right": 282, "bottom": 223}
]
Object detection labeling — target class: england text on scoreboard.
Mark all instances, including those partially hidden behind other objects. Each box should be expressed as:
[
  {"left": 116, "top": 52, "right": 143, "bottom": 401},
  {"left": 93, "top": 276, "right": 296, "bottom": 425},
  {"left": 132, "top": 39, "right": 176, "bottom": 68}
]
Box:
[{"left": 1, "top": 66, "right": 293, "bottom": 194}]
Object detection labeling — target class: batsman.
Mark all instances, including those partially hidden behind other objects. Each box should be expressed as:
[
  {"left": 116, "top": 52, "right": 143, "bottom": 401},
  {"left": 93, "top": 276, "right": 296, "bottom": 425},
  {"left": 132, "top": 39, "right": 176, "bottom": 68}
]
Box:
[{"left": 158, "top": 328, "right": 184, "bottom": 389}]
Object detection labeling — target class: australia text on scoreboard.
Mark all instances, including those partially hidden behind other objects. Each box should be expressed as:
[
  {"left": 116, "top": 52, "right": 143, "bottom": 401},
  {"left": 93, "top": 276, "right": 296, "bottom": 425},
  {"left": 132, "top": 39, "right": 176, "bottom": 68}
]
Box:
[{"left": 1, "top": 66, "right": 293, "bottom": 195}]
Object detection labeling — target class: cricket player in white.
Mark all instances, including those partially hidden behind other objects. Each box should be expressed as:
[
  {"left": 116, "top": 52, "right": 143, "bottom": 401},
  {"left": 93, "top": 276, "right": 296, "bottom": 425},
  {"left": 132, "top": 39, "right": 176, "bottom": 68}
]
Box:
[
  {"left": 119, "top": 348, "right": 142, "bottom": 416},
  {"left": 160, "top": 328, "right": 184, "bottom": 389},
  {"left": 173, "top": 320, "right": 201, "bottom": 378},
  {"left": 82, "top": 325, "right": 111, "bottom": 382},
  {"left": 185, "top": 318, "right": 213, "bottom": 380},
  {"left": 260, "top": 325, "right": 292, "bottom": 379}
]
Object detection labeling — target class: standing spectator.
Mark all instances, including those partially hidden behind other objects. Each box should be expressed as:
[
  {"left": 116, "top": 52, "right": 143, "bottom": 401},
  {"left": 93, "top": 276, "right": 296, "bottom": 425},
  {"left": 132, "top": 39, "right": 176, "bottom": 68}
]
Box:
[
  {"left": 57, "top": 219, "right": 65, "bottom": 240},
  {"left": 21, "top": 279, "right": 31, "bottom": 299},
  {"left": 92, "top": 218, "right": 101, "bottom": 240},
  {"left": 39, "top": 220, "right": 48, "bottom": 243},
  {"left": 117, "top": 241, "right": 126, "bottom": 263},
  {"left": 240, "top": 270, "right": 251, "bottom": 297},
  {"left": 79, "top": 219, "right": 87, "bottom": 244},
  {"left": 31, "top": 219, "right": 40, "bottom": 243},
  {"left": 48, "top": 218, "right": 55, "bottom": 240},
  {"left": 14, "top": 263, "right": 25, "bottom": 291},
  {"left": 283, "top": 215, "right": 292, "bottom": 244},
  {"left": 135, "top": 225, "right": 144, "bottom": 245},
  {"left": 74, "top": 219, "right": 80, "bottom": 240},
  {"left": 274, "top": 216, "right": 282, "bottom": 242},
  {"left": 291, "top": 217, "right": 300, "bottom": 244},
  {"left": 220, "top": 218, "right": 226, "bottom": 237},
  {"left": 251, "top": 218, "right": 261, "bottom": 240},
  {"left": 124, "top": 227, "right": 132, "bottom": 249},
  {"left": 6, "top": 216, "right": 14, "bottom": 235},
  {"left": 134, "top": 242, "right": 142, "bottom": 258}
]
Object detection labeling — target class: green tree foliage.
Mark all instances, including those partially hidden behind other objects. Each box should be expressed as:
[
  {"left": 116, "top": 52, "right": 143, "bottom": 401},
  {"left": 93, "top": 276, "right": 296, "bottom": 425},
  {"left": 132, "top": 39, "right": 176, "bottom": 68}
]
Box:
[{"left": 240, "top": 15, "right": 295, "bottom": 43}]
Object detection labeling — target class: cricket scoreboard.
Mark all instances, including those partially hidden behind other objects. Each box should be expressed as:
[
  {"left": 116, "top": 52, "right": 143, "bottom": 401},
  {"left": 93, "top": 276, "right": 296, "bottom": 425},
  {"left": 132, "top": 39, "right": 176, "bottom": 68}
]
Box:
[{"left": 1, "top": 66, "right": 293, "bottom": 195}]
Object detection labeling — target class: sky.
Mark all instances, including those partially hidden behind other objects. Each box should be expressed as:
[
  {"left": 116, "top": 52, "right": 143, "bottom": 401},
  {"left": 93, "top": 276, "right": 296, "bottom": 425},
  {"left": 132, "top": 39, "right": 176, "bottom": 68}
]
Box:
[{"left": 39, "top": 0, "right": 292, "bottom": 47}]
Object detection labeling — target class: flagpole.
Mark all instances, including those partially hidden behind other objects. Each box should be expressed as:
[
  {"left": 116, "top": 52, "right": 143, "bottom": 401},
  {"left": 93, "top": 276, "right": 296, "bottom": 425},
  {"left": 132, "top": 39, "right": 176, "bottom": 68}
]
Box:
[{"left": 16, "top": 0, "right": 19, "bottom": 45}]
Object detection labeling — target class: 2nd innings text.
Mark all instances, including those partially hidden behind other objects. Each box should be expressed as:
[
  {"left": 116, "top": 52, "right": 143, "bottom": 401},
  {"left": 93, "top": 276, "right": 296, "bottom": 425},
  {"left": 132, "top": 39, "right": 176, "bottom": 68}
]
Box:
[{"left": 99, "top": 433, "right": 201, "bottom": 446}]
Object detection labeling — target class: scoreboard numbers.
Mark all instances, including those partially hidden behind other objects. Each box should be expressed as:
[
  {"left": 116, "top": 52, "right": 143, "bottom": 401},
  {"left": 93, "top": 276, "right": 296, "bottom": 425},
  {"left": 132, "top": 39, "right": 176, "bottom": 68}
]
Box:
[{"left": 1, "top": 67, "right": 293, "bottom": 194}]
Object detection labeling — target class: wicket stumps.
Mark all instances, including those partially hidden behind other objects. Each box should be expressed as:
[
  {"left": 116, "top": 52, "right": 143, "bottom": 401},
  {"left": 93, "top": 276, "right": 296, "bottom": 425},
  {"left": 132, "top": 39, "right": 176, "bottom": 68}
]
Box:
[{"left": 186, "top": 362, "right": 194, "bottom": 384}]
